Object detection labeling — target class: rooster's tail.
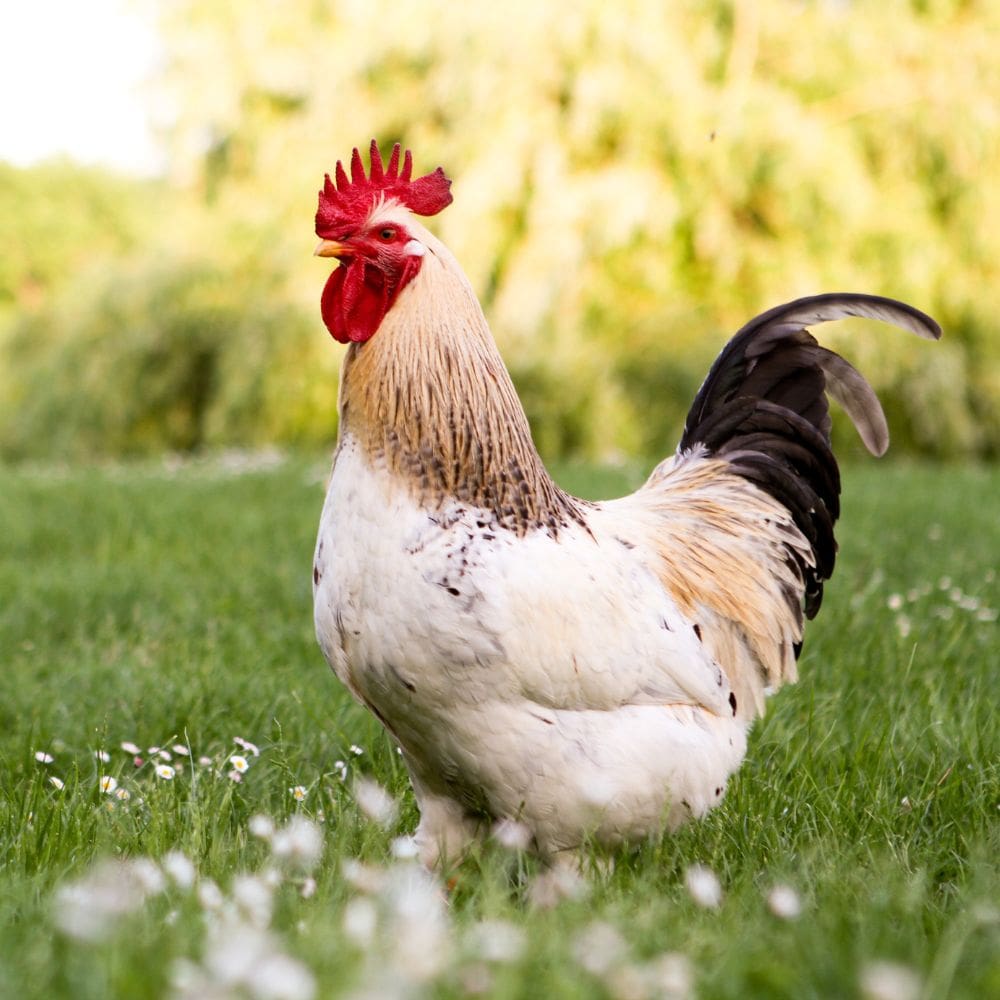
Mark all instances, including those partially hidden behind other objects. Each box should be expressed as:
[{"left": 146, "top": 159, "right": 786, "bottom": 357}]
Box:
[{"left": 678, "top": 293, "right": 940, "bottom": 619}]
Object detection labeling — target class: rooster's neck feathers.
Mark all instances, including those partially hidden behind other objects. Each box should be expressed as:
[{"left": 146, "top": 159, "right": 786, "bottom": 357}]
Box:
[{"left": 338, "top": 227, "right": 586, "bottom": 534}]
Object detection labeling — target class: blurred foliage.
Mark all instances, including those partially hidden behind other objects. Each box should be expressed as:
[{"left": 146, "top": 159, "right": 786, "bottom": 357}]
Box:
[{"left": 2, "top": 0, "right": 999, "bottom": 462}]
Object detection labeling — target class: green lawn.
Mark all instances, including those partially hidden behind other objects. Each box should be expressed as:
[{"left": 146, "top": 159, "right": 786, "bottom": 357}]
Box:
[{"left": 1, "top": 456, "right": 997, "bottom": 999}]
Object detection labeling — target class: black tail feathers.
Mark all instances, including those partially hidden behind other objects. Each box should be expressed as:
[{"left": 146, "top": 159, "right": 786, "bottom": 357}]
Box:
[{"left": 680, "top": 293, "right": 940, "bottom": 618}]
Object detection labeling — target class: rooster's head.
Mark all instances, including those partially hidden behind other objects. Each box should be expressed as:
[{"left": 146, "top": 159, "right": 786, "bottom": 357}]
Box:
[{"left": 315, "top": 140, "right": 453, "bottom": 344}]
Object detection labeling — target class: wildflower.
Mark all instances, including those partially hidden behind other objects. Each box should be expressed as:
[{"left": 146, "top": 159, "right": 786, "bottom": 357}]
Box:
[
  {"left": 860, "top": 961, "right": 921, "bottom": 1000},
  {"left": 300, "top": 877, "right": 317, "bottom": 899},
  {"left": 766, "top": 884, "right": 802, "bottom": 920},
  {"left": 162, "top": 851, "right": 196, "bottom": 890},
  {"left": 229, "top": 755, "right": 249, "bottom": 774},
  {"left": 249, "top": 814, "right": 275, "bottom": 839},
  {"left": 120, "top": 741, "right": 141, "bottom": 754},
  {"left": 253, "top": 952, "right": 316, "bottom": 1000},
  {"left": 54, "top": 859, "right": 152, "bottom": 941},
  {"left": 342, "top": 896, "right": 377, "bottom": 946},
  {"left": 49, "top": 776, "right": 65, "bottom": 790},
  {"left": 467, "top": 919, "right": 527, "bottom": 964},
  {"left": 35, "top": 751, "right": 54, "bottom": 764},
  {"left": 130, "top": 858, "right": 166, "bottom": 895},
  {"left": 148, "top": 746, "right": 162, "bottom": 755},
  {"left": 232, "top": 874, "right": 274, "bottom": 928},
  {"left": 228, "top": 770, "right": 243, "bottom": 783},
  {"left": 646, "top": 952, "right": 693, "bottom": 998},
  {"left": 155, "top": 764, "right": 176, "bottom": 781},
  {"left": 341, "top": 859, "right": 386, "bottom": 894},
  {"left": 197, "top": 878, "right": 224, "bottom": 910},
  {"left": 896, "top": 615, "right": 912, "bottom": 639},
  {"left": 684, "top": 864, "right": 723, "bottom": 909},
  {"left": 290, "top": 785, "right": 308, "bottom": 802},
  {"left": 115, "top": 787, "right": 131, "bottom": 802},
  {"left": 233, "top": 736, "right": 260, "bottom": 757},
  {"left": 156, "top": 749, "right": 172, "bottom": 761},
  {"left": 198, "top": 756, "right": 213, "bottom": 767},
  {"left": 383, "top": 865, "right": 452, "bottom": 981},
  {"left": 573, "top": 921, "right": 627, "bottom": 977},
  {"left": 200, "top": 913, "right": 273, "bottom": 986},
  {"left": 94, "top": 750, "right": 111, "bottom": 763},
  {"left": 349, "top": 744, "right": 364, "bottom": 756},
  {"left": 332, "top": 760, "right": 348, "bottom": 780},
  {"left": 171, "top": 744, "right": 190, "bottom": 756},
  {"left": 459, "top": 963, "right": 494, "bottom": 995},
  {"left": 354, "top": 778, "right": 398, "bottom": 828},
  {"left": 527, "top": 866, "right": 589, "bottom": 909},
  {"left": 492, "top": 818, "right": 532, "bottom": 851},
  {"left": 271, "top": 816, "right": 323, "bottom": 872},
  {"left": 99, "top": 775, "right": 118, "bottom": 794},
  {"left": 391, "top": 835, "right": 420, "bottom": 860},
  {"left": 887, "top": 594, "right": 903, "bottom": 612}
]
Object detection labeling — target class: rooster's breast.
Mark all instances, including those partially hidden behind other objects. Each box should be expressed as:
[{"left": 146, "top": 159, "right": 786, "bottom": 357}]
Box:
[{"left": 312, "top": 435, "right": 747, "bottom": 853}]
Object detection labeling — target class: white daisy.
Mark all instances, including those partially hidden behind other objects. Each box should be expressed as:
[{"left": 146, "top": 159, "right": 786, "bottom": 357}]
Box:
[
  {"left": 249, "top": 814, "right": 275, "bottom": 839},
  {"left": 229, "top": 755, "right": 249, "bottom": 774},
  {"left": 155, "top": 764, "right": 176, "bottom": 781},
  {"left": 684, "top": 864, "right": 723, "bottom": 909},
  {"left": 290, "top": 785, "right": 308, "bottom": 801},
  {"left": 271, "top": 816, "right": 324, "bottom": 871},
  {"left": 99, "top": 775, "right": 118, "bottom": 794},
  {"left": 354, "top": 778, "right": 397, "bottom": 828},
  {"left": 94, "top": 750, "right": 111, "bottom": 763},
  {"left": 233, "top": 737, "right": 260, "bottom": 757},
  {"left": 766, "top": 884, "right": 802, "bottom": 920},
  {"left": 35, "top": 751, "right": 54, "bottom": 764},
  {"left": 162, "top": 851, "right": 196, "bottom": 889},
  {"left": 49, "top": 776, "right": 65, "bottom": 790},
  {"left": 120, "top": 741, "right": 141, "bottom": 755}
]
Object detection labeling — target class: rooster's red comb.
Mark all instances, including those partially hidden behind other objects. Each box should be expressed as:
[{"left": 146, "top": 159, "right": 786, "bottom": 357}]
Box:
[{"left": 316, "top": 139, "right": 453, "bottom": 236}]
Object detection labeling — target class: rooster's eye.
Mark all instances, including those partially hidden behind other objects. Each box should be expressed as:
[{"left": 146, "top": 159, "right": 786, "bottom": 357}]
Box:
[{"left": 378, "top": 228, "right": 396, "bottom": 241}]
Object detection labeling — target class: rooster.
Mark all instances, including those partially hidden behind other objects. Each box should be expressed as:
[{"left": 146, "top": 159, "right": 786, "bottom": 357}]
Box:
[{"left": 311, "top": 140, "right": 940, "bottom": 867}]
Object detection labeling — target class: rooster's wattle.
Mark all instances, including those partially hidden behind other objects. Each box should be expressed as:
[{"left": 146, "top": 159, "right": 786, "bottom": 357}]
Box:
[{"left": 311, "top": 141, "right": 940, "bottom": 866}]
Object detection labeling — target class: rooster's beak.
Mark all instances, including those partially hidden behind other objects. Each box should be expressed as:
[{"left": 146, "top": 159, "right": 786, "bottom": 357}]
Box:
[{"left": 314, "top": 239, "right": 351, "bottom": 259}]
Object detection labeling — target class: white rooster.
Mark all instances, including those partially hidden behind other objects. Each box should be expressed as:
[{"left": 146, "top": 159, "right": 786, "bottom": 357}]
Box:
[{"left": 311, "top": 141, "right": 940, "bottom": 867}]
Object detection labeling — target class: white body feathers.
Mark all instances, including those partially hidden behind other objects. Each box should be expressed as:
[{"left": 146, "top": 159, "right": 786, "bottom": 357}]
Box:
[{"left": 315, "top": 437, "right": 749, "bottom": 862}]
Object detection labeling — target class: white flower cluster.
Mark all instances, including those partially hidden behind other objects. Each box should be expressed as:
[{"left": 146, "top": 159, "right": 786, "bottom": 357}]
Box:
[
  {"left": 885, "top": 567, "right": 998, "bottom": 639},
  {"left": 53, "top": 818, "right": 323, "bottom": 1000}
]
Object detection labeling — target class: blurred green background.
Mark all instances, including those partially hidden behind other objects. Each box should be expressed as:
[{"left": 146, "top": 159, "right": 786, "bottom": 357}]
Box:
[{"left": 2, "top": 0, "right": 998, "bottom": 465}]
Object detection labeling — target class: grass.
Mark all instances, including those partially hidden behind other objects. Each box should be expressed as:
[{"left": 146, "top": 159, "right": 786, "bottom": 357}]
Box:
[{"left": 0, "top": 454, "right": 997, "bottom": 999}]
